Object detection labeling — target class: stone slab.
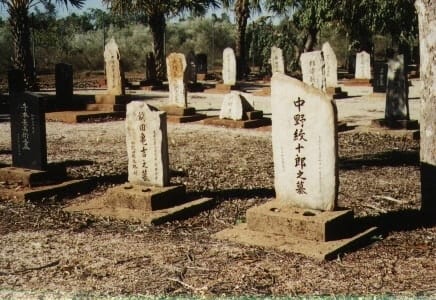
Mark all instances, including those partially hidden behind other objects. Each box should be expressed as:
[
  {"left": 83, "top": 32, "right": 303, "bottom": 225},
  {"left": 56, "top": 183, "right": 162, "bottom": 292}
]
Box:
[
  {"left": 167, "top": 114, "right": 207, "bottom": 123},
  {"left": 214, "top": 223, "right": 378, "bottom": 261},
  {"left": 371, "top": 118, "right": 419, "bottom": 130},
  {"left": 86, "top": 104, "right": 126, "bottom": 112},
  {"left": 246, "top": 201, "right": 354, "bottom": 242},
  {"left": 45, "top": 111, "right": 125, "bottom": 123},
  {"left": 65, "top": 196, "right": 215, "bottom": 225},
  {"left": 94, "top": 94, "right": 130, "bottom": 105},
  {"left": 159, "top": 105, "right": 196, "bottom": 116},
  {"left": 203, "top": 117, "right": 271, "bottom": 128},
  {"left": 103, "top": 183, "right": 186, "bottom": 211},
  {"left": 0, "top": 165, "right": 67, "bottom": 187},
  {"left": 0, "top": 179, "right": 93, "bottom": 202},
  {"left": 341, "top": 79, "right": 372, "bottom": 86}
]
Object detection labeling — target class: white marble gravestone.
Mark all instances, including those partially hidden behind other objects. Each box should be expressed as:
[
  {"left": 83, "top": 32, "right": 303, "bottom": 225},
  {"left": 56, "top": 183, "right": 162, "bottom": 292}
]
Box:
[
  {"left": 222, "top": 48, "right": 237, "bottom": 85},
  {"left": 219, "top": 92, "right": 255, "bottom": 120},
  {"left": 300, "top": 50, "right": 326, "bottom": 91},
  {"left": 271, "top": 46, "right": 285, "bottom": 74},
  {"left": 104, "top": 38, "right": 123, "bottom": 95},
  {"left": 126, "top": 102, "right": 169, "bottom": 187},
  {"left": 271, "top": 73, "right": 337, "bottom": 211},
  {"left": 385, "top": 54, "right": 409, "bottom": 120},
  {"left": 166, "top": 53, "right": 187, "bottom": 107},
  {"left": 355, "top": 51, "right": 371, "bottom": 79},
  {"left": 322, "top": 42, "right": 338, "bottom": 88}
]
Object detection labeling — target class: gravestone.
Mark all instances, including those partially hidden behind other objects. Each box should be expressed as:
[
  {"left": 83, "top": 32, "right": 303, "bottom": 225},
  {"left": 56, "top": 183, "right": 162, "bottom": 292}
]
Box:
[
  {"left": 145, "top": 52, "right": 157, "bottom": 82},
  {"left": 55, "top": 63, "right": 73, "bottom": 107},
  {"left": 300, "top": 50, "right": 326, "bottom": 91},
  {"left": 186, "top": 51, "right": 197, "bottom": 84},
  {"left": 271, "top": 46, "right": 285, "bottom": 74},
  {"left": 214, "top": 73, "right": 378, "bottom": 260},
  {"left": 385, "top": 54, "right": 409, "bottom": 120},
  {"left": 195, "top": 53, "right": 207, "bottom": 74},
  {"left": 104, "top": 37, "right": 124, "bottom": 95},
  {"left": 373, "top": 61, "right": 388, "bottom": 92},
  {"left": 166, "top": 53, "right": 187, "bottom": 108},
  {"left": 126, "top": 102, "right": 169, "bottom": 187},
  {"left": 222, "top": 48, "right": 237, "bottom": 85},
  {"left": 9, "top": 92, "right": 47, "bottom": 170},
  {"left": 219, "top": 92, "right": 255, "bottom": 120},
  {"left": 271, "top": 74, "right": 337, "bottom": 211},
  {"left": 8, "top": 69, "right": 25, "bottom": 93},
  {"left": 322, "top": 42, "right": 337, "bottom": 88},
  {"left": 355, "top": 51, "right": 371, "bottom": 79}
]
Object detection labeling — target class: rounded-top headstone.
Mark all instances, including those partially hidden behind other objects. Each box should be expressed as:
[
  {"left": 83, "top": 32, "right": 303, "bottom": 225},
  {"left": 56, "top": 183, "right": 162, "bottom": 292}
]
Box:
[
  {"left": 166, "top": 53, "right": 187, "bottom": 108},
  {"left": 355, "top": 51, "right": 371, "bottom": 79},
  {"left": 271, "top": 46, "right": 285, "bottom": 74},
  {"left": 104, "top": 37, "right": 124, "bottom": 95},
  {"left": 222, "top": 48, "right": 237, "bottom": 85}
]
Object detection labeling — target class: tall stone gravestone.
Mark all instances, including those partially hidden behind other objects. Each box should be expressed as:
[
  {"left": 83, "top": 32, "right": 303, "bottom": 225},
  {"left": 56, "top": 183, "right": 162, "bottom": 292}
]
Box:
[
  {"left": 385, "top": 54, "right": 409, "bottom": 120},
  {"left": 322, "top": 42, "right": 337, "bottom": 88},
  {"left": 166, "top": 53, "right": 187, "bottom": 108},
  {"left": 271, "top": 74, "right": 337, "bottom": 211},
  {"left": 222, "top": 48, "right": 237, "bottom": 86},
  {"left": 126, "top": 102, "right": 169, "bottom": 187},
  {"left": 196, "top": 53, "right": 207, "bottom": 74},
  {"left": 355, "top": 51, "right": 371, "bottom": 79},
  {"left": 271, "top": 46, "right": 285, "bottom": 74},
  {"left": 104, "top": 37, "right": 124, "bottom": 96},
  {"left": 186, "top": 51, "right": 197, "bottom": 84},
  {"left": 373, "top": 61, "right": 388, "bottom": 93},
  {"left": 55, "top": 63, "right": 73, "bottom": 109},
  {"left": 300, "top": 50, "right": 326, "bottom": 91},
  {"left": 9, "top": 92, "right": 47, "bottom": 170},
  {"left": 145, "top": 52, "right": 157, "bottom": 83}
]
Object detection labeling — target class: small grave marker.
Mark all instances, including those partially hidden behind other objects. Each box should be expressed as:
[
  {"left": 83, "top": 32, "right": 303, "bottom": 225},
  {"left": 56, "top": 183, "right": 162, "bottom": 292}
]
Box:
[
  {"left": 104, "top": 38, "right": 124, "bottom": 95},
  {"left": 300, "top": 51, "right": 326, "bottom": 91},
  {"left": 222, "top": 48, "right": 237, "bottom": 85},
  {"left": 271, "top": 46, "right": 285, "bottom": 74},
  {"left": 166, "top": 53, "right": 187, "bottom": 108},
  {"left": 355, "top": 51, "right": 371, "bottom": 79},
  {"left": 55, "top": 63, "right": 73, "bottom": 106}
]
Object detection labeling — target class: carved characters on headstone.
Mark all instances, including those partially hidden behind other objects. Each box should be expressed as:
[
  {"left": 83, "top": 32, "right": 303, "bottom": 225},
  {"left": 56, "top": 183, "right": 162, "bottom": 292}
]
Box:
[
  {"left": 166, "top": 53, "right": 187, "bottom": 108},
  {"left": 322, "top": 42, "right": 338, "bottom": 88},
  {"left": 300, "top": 51, "right": 326, "bottom": 91},
  {"left": 355, "top": 51, "right": 371, "bottom": 79},
  {"left": 271, "top": 46, "right": 285, "bottom": 74}
]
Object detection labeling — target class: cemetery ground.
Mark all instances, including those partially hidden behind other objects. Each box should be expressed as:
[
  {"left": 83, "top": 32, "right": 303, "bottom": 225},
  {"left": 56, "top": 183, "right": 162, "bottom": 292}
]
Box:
[{"left": 0, "top": 78, "right": 435, "bottom": 298}]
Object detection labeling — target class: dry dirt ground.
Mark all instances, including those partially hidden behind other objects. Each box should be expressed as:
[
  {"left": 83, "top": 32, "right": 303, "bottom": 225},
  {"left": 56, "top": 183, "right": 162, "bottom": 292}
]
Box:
[{"left": 0, "top": 78, "right": 435, "bottom": 298}]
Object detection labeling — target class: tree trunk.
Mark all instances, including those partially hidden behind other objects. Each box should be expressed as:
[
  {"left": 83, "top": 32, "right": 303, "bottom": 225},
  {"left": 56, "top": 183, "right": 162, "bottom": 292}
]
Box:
[
  {"left": 8, "top": 5, "right": 37, "bottom": 91},
  {"left": 415, "top": 0, "right": 436, "bottom": 219},
  {"left": 149, "top": 13, "right": 166, "bottom": 81},
  {"left": 235, "top": 0, "right": 249, "bottom": 80},
  {"left": 303, "top": 27, "right": 318, "bottom": 53}
]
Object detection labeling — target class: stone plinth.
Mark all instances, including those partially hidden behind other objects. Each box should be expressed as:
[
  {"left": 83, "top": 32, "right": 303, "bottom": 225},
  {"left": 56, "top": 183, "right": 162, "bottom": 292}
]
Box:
[
  {"left": 326, "top": 87, "right": 348, "bottom": 99},
  {"left": 0, "top": 165, "right": 66, "bottom": 187},
  {"left": 159, "top": 105, "right": 206, "bottom": 123},
  {"left": 371, "top": 118, "right": 419, "bottom": 130}
]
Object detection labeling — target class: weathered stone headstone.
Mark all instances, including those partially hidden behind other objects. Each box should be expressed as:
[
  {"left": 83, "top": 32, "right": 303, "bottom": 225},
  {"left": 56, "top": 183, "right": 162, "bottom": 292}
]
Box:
[
  {"left": 9, "top": 92, "right": 47, "bottom": 170},
  {"left": 322, "top": 42, "right": 338, "bottom": 88},
  {"left": 55, "top": 63, "right": 73, "bottom": 105},
  {"left": 195, "top": 53, "right": 207, "bottom": 74},
  {"left": 300, "top": 50, "right": 326, "bottom": 91},
  {"left": 145, "top": 52, "right": 157, "bottom": 82},
  {"left": 166, "top": 53, "right": 187, "bottom": 108},
  {"left": 104, "top": 37, "right": 124, "bottom": 95},
  {"left": 271, "top": 73, "right": 337, "bottom": 211},
  {"left": 8, "top": 69, "right": 25, "bottom": 93},
  {"left": 186, "top": 51, "right": 197, "bottom": 84},
  {"left": 385, "top": 54, "right": 409, "bottom": 120},
  {"left": 271, "top": 46, "right": 285, "bottom": 74},
  {"left": 219, "top": 92, "right": 255, "bottom": 120},
  {"left": 222, "top": 48, "right": 237, "bottom": 85},
  {"left": 125, "top": 102, "right": 169, "bottom": 187},
  {"left": 373, "top": 61, "right": 388, "bottom": 92},
  {"left": 355, "top": 51, "right": 371, "bottom": 79}
]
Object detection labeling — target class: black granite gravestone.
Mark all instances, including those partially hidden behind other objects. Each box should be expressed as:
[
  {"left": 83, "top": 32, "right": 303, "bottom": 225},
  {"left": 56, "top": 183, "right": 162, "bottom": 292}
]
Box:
[
  {"left": 373, "top": 61, "right": 388, "bottom": 93},
  {"left": 195, "top": 53, "right": 207, "bottom": 74},
  {"left": 55, "top": 63, "right": 73, "bottom": 108},
  {"left": 8, "top": 69, "right": 25, "bottom": 93},
  {"left": 145, "top": 52, "right": 157, "bottom": 82},
  {"left": 9, "top": 92, "right": 47, "bottom": 170}
]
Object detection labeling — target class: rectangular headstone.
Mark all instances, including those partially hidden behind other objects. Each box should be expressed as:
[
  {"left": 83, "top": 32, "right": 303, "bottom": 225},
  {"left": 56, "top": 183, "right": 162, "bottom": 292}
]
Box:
[
  {"left": 322, "top": 42, "right": 338, "bottom": 88},
  {"left": 355, "top": 51, "right": 371, "bottom": 79},
  {"left": 186, "top": 52, "right": 197, "bottom": 84},
  {"left": 145, "top": 52, "right": 157, "bottom": 82},
  {"left": 9, "top": 92, "right": 47, "bottom": 170},
  {"left": 373, "top": 61, "right": 388, "bottom": 92},
  {"left": 126, "top": 102, "right": 169, "bottom": 187},
  {"left": 222, "top": 48, "right": 237, "bottom": 85},
  {"left": 166, "top": 53, "right": 188, "bottom": 108},
  {"left": 271, "top": 73, "right": 338, "bottom": 211},
  {"left": 104, "top": 38, "right": 124, "bottom": 95},
  {"left": 55, "top": 63, "right": 73, "bottom": 105},
  {"left": 195, "top": 53, "right": 207, "bottom": 74},
  {"left": 300, "top": 51, "right": 326, "bottom": 91},
  {"left": 8, "top": 69, "right": 25, "bottom": 93},
  {"left": 385, "top": 54, "right": 409, "bottom": 120},
  {"left": 271, "top": 46, "right": 285, "bottom": 74}
]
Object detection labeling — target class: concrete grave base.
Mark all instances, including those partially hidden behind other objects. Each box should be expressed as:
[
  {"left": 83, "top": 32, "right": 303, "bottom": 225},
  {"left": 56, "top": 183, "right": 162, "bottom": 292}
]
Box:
[
  {"left": 204, "top": 84, "right": 241, "bottom": 94},
  {"left": 214, "top": 201, "right": 378, "bottom": 260},
  {"left": 341, "top": 79, "right": 372, "bottom": 87},
  {"left": 371, "top": 118, "right": 419, "bottom": 130},
  {"left": 203, "top": 116, "right": 271, "bottom": 129},
  {"left": 0, "top": 165, "right": 66, "bottom": 187},
  {"left": 88, "top": 94, "right": 132, "bottom": 112},
  {"left": 326, "top": 87, "right": 348, "bottom": 99},
  {"left": 159, "top": 105, "right": 206, "bottom": 123},
  {"left": 65, "top": 182, "right": 215, "bottom": 224},
  {"left": 46, "top": 111, "right": 125, "bottom": 123},
  {"left": 253, "top": 87, "right": 271, "bottom": 96}
]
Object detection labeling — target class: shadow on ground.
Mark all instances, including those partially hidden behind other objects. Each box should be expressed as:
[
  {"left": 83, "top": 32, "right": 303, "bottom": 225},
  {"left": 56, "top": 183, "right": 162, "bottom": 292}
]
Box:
[{"left": 340, "top": 150, "right": 419, "bottom": 169}]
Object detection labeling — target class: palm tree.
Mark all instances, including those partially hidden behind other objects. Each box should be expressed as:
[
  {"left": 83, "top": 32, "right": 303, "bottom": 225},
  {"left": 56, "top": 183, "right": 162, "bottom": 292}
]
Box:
[
  {"left": 104, "top": 0, "right": 220, "bottom": 80},
  {"left": 221, "top": 0, "right": 262, "bottom": 79},
  {"left": 0, "top": 0, "right": 84, "bottom": 90}
]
